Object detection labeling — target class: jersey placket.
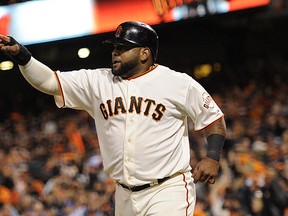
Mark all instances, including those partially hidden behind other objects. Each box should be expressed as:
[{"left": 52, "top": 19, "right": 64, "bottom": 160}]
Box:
[{"left": 123, "top": 80, "right": 137, "bottom": 185}]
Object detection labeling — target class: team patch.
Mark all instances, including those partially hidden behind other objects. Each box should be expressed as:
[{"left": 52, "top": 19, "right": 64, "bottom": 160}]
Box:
[{"left": 202, "top": 92, "right": 215, "bottom": 109}]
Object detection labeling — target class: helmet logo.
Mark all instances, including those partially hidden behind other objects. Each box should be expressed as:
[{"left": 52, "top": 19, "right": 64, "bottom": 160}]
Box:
[{"left": 115, "top": 26, "right": 122, "bottom": 38}]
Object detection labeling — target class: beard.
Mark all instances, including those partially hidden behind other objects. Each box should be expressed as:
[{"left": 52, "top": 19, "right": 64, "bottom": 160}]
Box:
[{"left": 112, "top": 56, "right": 139, "bottom": 78}]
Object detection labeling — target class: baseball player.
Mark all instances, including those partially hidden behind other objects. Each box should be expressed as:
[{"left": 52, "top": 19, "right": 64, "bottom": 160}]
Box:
[{"left": 0, "top": 21, "right": 226, "bottom": 216}]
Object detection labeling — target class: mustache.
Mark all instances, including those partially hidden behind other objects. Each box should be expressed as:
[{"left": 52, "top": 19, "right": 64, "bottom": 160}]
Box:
[{"left": 112, "top": 56, "right": 121, "bottom": 64}]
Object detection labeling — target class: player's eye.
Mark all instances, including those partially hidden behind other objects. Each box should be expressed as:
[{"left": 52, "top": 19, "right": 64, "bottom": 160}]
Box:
[{"left": 114, "top": 45, "right": 133, "bottom": 52}]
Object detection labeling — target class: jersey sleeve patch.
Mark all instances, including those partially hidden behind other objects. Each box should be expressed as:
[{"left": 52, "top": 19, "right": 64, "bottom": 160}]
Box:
[{"left": 202, "top": 92, "right": 215, "bottom": 109}]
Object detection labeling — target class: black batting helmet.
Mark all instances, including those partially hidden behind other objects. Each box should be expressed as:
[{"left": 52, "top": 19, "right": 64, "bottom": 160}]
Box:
[{"left": 103, "top": 21, "right": 159, "bottom": 61}]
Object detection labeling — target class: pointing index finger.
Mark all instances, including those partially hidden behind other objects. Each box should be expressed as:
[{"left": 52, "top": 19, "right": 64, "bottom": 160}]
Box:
[{"left": 0, "top": 35, "right": 11, "bottom": 44}]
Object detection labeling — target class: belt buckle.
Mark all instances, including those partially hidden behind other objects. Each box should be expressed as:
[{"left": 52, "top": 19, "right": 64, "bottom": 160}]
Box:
[{"left": 149, "top": 179, "right": 159, "bottom": 187}]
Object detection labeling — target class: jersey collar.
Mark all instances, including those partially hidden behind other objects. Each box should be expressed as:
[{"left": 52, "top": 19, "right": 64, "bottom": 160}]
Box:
[{"left": 126, "top": 64, "right": 158, "bottom": 80}]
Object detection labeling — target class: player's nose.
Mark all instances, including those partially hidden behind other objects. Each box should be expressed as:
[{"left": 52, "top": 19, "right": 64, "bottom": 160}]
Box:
[{"left": 112, "top": 47, "right": 119, "bottom": 55}]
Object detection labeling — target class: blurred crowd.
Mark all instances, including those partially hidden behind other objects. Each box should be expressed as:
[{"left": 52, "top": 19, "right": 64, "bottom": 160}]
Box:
[
  {"left": 0, "top": 57, "right": 288, "bottom": 216},
  {"left": 191, "top": 57, "right": 288, "bottom": 216},
  {"left": 0, "top": 108, "right": 115, "bottom": 216}
]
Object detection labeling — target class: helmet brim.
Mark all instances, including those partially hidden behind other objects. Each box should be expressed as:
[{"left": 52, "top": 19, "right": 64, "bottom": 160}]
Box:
[{"left": 102, "top": 37, "right": 141, "bottom": 47}]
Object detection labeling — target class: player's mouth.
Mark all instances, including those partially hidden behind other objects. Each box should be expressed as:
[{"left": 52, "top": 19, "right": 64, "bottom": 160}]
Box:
[{"left": 112, "top": 60, "right": 121, "bottom": 68}]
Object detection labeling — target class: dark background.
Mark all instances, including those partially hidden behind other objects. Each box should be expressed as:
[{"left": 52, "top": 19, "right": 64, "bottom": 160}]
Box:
[{"left": 0, "top": 3, "right": 287, "bottom": 117}]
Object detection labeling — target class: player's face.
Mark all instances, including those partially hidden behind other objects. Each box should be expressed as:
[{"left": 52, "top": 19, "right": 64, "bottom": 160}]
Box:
[{"left": 111, "top": 45, "right": 141, "bottom": 78}]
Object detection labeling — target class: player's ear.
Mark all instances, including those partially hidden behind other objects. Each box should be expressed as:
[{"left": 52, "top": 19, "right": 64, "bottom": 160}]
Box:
[{"left": 140, "top": 47, "right": 151, "bottom": 62}]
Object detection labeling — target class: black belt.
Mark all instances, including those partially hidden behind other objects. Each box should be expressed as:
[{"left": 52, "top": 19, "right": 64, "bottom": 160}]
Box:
[{"left": 117, "top": 173, "right": 181, "bottom": 192}]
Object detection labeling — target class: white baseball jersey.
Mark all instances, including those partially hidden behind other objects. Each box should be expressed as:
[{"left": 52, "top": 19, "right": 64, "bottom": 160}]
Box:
[{"left": 54, "top": 65, "right": 223, "bottom": 186}]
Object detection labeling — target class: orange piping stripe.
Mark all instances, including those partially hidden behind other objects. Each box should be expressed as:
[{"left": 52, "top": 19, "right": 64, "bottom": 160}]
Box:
[
  {"left": 54, "top": 71, "right": 65, "bottom": 107},
  {"left": 194, "top": 115, "right": 224, "bottom": 132},
  {"left": 182, "top": 173, "right": 190, "bottom": 216}
]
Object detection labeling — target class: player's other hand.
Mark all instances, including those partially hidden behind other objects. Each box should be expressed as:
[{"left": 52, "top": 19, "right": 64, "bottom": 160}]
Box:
[
  {"left": 192, "top": 156, "right": 219, "bottom": 184},
  {"left": 0, "top": 34, "right": 20, "bottom": 56}
]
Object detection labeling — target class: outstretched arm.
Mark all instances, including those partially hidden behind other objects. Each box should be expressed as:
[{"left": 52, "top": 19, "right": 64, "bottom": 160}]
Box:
[
  {"left": 192, "top": 116, "right": 226, "bottom": 184},
  {"left": 0, "top": 35, "right": 60, "bottom": 96}
]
